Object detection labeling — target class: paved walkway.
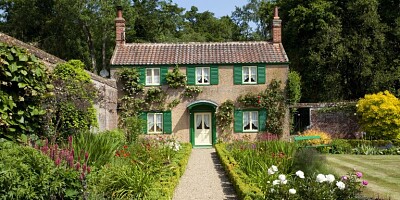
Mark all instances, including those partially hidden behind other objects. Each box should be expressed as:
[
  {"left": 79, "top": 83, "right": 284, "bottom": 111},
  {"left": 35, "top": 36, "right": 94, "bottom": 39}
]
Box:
[{"left": 173, "top": 148, "right": 237, "bottom": 200}]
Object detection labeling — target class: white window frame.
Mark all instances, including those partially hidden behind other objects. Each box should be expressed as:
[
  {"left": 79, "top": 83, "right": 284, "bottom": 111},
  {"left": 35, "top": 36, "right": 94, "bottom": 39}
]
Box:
[
  {"left": 147, "top": 113, "right": 163, "bottom": 134},
  {"left": 195, "top": 67, "right": 210, "bottom": 85},
  {"left": 243, "top": 111, "right": 258, "bottom": 132},
  {"left": 242, "top": 66, "right": 257, "bottom": 84},
  {"left": 146, "top": 68, "right": 160, "bottom": 86}
]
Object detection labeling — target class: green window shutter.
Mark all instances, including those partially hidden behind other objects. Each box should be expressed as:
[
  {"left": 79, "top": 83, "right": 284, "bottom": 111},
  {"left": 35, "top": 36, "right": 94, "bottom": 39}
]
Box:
[
  {"left": 210, "top": 65, "right": 219, "bottom": 85},
  {"left": 234, "top": 65, "right": 242, "bottom": 85},
  {"left": 257, "top": 64, "right": 266, "bottom": 84},
  {"left": 160, "top": 66, "right": 168, "bottom": 85},
  {"left": 234, "top": 109, "right": 243, "bottom": 133},
  {"left": 139, "top": 67, "right": 146, "bottom": 85},
  {"left": 139, "top": 112, "right": 147, "bottom": 134},
  {"left": 163, "top": 111, "right": 172, "bottom": 134},
  {"left": 258, "top": 109, "right": 267, "bottom": 131},
  {"left": 187, "top": 66, "right": 195, "bottom": 85}
]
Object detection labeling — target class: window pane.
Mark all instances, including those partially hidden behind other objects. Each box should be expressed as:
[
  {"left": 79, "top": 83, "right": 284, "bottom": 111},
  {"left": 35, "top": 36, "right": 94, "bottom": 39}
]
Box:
[
  {"left": 148, "top": 113, "right": 154, "bottom": 132},
  {"left": 204, "top": 68, "right": 210, "bottom": 83},
  {"left": 251, "top": 111, "right": 258, "bottom": 130},
  {"left": 250, "top": 67, "right": 257, "bottom": 82},
  {"left": 196, "top": 68, "right": 202, "bottom": 83},
  {"left": 146, "top": 69, "right": 152, "bottom": 84},
  {"left": 156, "top": 114, "right": 163, "bottom": 132},
  {"left": 196, "top": 115, "right": 202, "bottom": 129},
  {"left": 204, "top": 115, "right": 210, "bottom": 129},
  {"left": 243, "top": 67, "right": 249, "bottom": 82},
  {"left": 154, "top": 69, "right": 160, "bottom": 84},
  {"left": 243, "top": 112, "right": 250, "bottom": 130}
]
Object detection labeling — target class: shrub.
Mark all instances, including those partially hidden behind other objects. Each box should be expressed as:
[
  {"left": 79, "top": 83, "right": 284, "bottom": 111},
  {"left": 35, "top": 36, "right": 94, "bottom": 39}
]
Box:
[
  {"left": 330, "top": 139, "right": 352, "bottom": 154},
  {"left": 292, "top": 148, "right": 329, "bottom": 175},
  {"left": 357, "top": 90, "right": 400, "bottom": 140},
  {"left": 0, "top": 141, "right": 81, "bottom": 199},
  {"left": 287, "top": 71, "right": 302, "bottom": 105},
  {"left": 72, "top": 131, "right": 121, "bottom": 168},
  {"left": 122, "top": 116, "right": 145, "bottom": 143},
  {"left": 301, "top": 129, "right": 332, "bottom": 145},
  {"left": 45, "top": 60, "right": 98, "bottom": 139},
  {"left": 166, "top": 65, "right": 186, "bottom": 89},
  {"left": 0, "top": 43, "right": 52, "bottom": 138}
]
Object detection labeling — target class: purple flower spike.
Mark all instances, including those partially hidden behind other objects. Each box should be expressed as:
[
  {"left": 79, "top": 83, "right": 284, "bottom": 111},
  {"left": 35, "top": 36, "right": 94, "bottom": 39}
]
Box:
[{"left": 356, "top": 172, "right": 363, "bottom": 178}]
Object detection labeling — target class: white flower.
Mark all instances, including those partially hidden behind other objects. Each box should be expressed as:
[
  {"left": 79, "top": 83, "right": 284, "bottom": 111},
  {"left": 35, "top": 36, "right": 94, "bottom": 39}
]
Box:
[
  {"left": 267, "top": 181, "right": 270, "bottom": 184},
  {"left": 316, "top": 174, "right": 327, "bottom": 183},
  {"left": 289, "top": 188, "right": 296, "bottom": 194},
  {"left": 278, "top": 174, "right": 286, "bottom": 182},
  {"left": 295, "top": 170, "right": 305, "bottom": 179},
  {"left": 326, "top": 174, "right": 335, "bottom": 183},
  {"left": 270, "top": 188, "right": 275, "bottom": 193},
  {"left": 272, "top": 180, "right": 280, "bottom": 185},
  {"left": 271, "top": 165, "right": 278, "bottom": 172},
  {"left": 281, "top": 179, "right": 288, "bottom": 184},
  {"left": 268, "top": 168, "right": 275, "bottom": 175},
  {"left": 336, "top": 181, "right": 345, "bottom": 190}
]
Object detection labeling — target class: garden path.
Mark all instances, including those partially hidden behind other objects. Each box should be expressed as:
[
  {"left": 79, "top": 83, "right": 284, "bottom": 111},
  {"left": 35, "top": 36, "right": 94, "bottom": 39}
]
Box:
[{"left": 173, "top": 148, "right": 237, "bottom": 200}]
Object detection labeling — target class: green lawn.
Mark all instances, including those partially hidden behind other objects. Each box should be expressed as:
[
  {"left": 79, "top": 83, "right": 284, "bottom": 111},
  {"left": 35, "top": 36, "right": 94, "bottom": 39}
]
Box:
[{"left": 326, "top": 155, "right": 400, "bottom": 200}]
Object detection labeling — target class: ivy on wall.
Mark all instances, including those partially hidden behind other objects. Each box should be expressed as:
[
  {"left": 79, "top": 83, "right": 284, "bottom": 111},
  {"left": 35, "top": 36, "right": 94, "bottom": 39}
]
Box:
[{"left": 0, "top": 43, "right": 52, "bottom": 138}]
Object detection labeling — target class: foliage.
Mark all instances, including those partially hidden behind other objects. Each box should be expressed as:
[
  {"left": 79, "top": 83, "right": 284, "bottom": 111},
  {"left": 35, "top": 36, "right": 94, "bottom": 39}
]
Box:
[
  {"left": 118, "top": 68, "right": 144, "bottom": 96},
  {"left": 182, "top": 86, "right": 203, "bottom": 98},
  {"left": 216, "top": 142, "right": 368, "bottom": 200},
  {"left": 167, "top": 99, "right": 180, "bottom": 110},
  {"left": 216, "top": 100, "right": 235, "bottom": 137},
  {"left": 46, "top": 60, "right": 98, "bottom": 139},
  {"left": 72, "top": 131, "right": 122, "bottom": 168},
  {"left": 330, "top": 139, "right": 353, "bottom": 154},
  {"left": 301, "top": 129, "right": 332, "bottom": 145},
  {"left": 292, "top": 148, "right": 329, "bottom": 176},
  {"left": 166, "top": 65, "right": 186, "bottom": 89},
  {"left": 0, "top": 43, "right": 52, "bottom": 138},
  {"left": 262, "top": 80, "right": 286, "bottom": 135},
  {"left": 122, "top": 116, "right": 145, "bottom": 143},
  {"left": 237, "top": 92, "right": 260, "bottom": 108},
  {"left": 0, "top": 141, "right": 82, "bottom": 199},
  {"left": 87, "top": 138, "right": 192, "bottom": 199},
  {"left": 145, "top": 87, "right": 166, "bottom": 103},
  {"left": 357, "top": 91, "right": 400, "bottom": 140},
  {"left": 287, "top": 71, "right": 302, "bottom": 105}
]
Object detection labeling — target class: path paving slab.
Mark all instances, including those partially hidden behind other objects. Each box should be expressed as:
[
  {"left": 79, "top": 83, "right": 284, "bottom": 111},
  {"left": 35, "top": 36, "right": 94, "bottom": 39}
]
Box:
[{"left": 173, "top": 148, "right": 237, "bottom": 200}]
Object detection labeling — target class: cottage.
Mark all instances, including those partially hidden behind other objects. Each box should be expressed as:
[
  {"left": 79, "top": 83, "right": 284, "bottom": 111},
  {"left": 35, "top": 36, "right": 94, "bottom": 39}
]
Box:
[{"left": 110, "top": 7, "right": 289, "bottom": 147}]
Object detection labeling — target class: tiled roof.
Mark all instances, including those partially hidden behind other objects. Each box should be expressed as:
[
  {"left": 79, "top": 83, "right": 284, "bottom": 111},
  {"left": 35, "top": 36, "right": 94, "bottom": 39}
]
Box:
[{"left": 110, "top": 41, "right": 289, "bottom": 66}]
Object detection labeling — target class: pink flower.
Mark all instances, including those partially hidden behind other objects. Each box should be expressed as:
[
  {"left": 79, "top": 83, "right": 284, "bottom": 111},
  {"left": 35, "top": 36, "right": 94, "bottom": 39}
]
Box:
[
  {"left": 356, "top": 172, "right": 363, "bottom": 178},
  {"left": 75, "top": 162, "right": 81, "bottom": 171},
  {"left": 341, "top": 176, "right": 348, "bottom": 181},
  {"left": 55, "top": 158, "right": 61, "bottom": 166},
  {"left": 362, "top": 180, "right": 368, "bottom": 186}
]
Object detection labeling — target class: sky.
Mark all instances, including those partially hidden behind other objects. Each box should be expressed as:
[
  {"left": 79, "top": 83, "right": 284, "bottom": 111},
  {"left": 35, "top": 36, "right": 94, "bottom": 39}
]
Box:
[{"left": 171, "top": 0, "right": 248, "bottom": 18}]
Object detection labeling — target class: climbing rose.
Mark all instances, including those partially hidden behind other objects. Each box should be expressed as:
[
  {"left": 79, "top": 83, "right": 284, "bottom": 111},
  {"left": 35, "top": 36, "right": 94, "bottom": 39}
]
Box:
[
  {"left": 356, "top": 172, "right": 363, "bottom": 178},
  {"left": 326, "top": 174, "right": 335, "bottom": 183},
  {"left": 296, "top": 170, "right": 305, "bottom": 179},
  {"left": 289, "top": 188, "right": 296, "bottom": 194},
  {"left": 316, "top": 174, "right": 327, "bottom": 183},
  {"left": 336, "top": 181, "right": 345, "bottom": 190}
]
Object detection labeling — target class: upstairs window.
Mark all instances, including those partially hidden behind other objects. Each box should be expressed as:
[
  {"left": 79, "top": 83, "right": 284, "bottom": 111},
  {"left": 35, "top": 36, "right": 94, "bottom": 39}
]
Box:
[
  {"left": 196, "top": 67, "right": 210, "bottom": 85},
  {"left": 242, "top": 66, "right": 257, "bottom": 84},
  {"left": 146, "top": 68, "right": 160, "bottom": 85}
]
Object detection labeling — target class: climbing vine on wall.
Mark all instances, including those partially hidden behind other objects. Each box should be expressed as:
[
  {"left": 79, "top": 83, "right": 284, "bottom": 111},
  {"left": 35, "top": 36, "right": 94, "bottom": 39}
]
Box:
[
  {"left": 216, "top": 100, "right": 235, "bottom": 135},
  {"left": 166, "top": 65, "right": 186, "bottom": 89}
]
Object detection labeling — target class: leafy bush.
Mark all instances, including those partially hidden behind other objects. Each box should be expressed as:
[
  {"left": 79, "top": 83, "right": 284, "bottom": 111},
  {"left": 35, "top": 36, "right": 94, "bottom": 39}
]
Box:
[
  {"left": 121, "top": 116, "right": 145, "bottom": 143},
  {"left": 330, "top": 139, "right": 352, "bottom": 154},
  {"left": 46, "top": 60, "right": 98, "bottom": 138},
  {"left": 287, "top": 71, "right": 302, "bottom": 105},
  {"left": 292, "top": 148, "right": 329, "bottom": 175},
  {"left": 357, "top": 90, "right": 400, "bottom": 140},
  {"left": 0, "top": 43, "right": 52, "bottom": 137},
  {"left": 301, "top": 129, "right": 332, "bottom": 145},
  {"left": 72, "top": 131, "right": 121, "bottom": 168},
  {"left": 166, "top": 65, "right": 186, "bottom": 89},
  {"left": 0, "top": 141, "right": 81, "bottom": 199}
]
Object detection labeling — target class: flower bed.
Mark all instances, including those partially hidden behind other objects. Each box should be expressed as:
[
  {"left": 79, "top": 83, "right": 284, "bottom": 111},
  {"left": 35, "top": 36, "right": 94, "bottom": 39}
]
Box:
[{"left": 216, "top": 141, "right": 369, "bottom": 199}]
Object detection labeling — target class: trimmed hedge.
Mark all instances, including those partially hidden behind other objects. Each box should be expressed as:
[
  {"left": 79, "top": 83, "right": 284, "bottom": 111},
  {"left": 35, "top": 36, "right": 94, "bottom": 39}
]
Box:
[
  {"left": 150, "top": 143, "right": 192, "bottom": 199},
  {"left": 345, "top": 139, "right": 400, "bottom": 147},
  {"left": 215, "top": 143, "right": 263, "bottom": 200}
]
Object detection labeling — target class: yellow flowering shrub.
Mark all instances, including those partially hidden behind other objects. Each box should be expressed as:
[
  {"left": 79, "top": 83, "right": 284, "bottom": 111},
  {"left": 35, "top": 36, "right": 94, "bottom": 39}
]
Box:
[
  {"left": 301, "top": 129, "right": 332, "bottom": 145},
  {"left": 357, "top": 91, "right": 400, "bottom": 140}
]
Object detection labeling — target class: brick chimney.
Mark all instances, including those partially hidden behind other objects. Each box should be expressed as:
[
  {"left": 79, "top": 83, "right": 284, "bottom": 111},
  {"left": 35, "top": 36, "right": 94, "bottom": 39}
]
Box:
[
  {"left": 115, "top": 6, "right": 125, "bottom": 45},
  {"left": 272, "top": 7, "right": 282, "bottom": 44}
]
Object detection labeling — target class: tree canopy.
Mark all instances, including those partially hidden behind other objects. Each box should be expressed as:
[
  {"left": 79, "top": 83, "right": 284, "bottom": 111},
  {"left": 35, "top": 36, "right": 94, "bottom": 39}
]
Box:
[{"left": 1, "top": 0, "right": 399, "bottom": 102}]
